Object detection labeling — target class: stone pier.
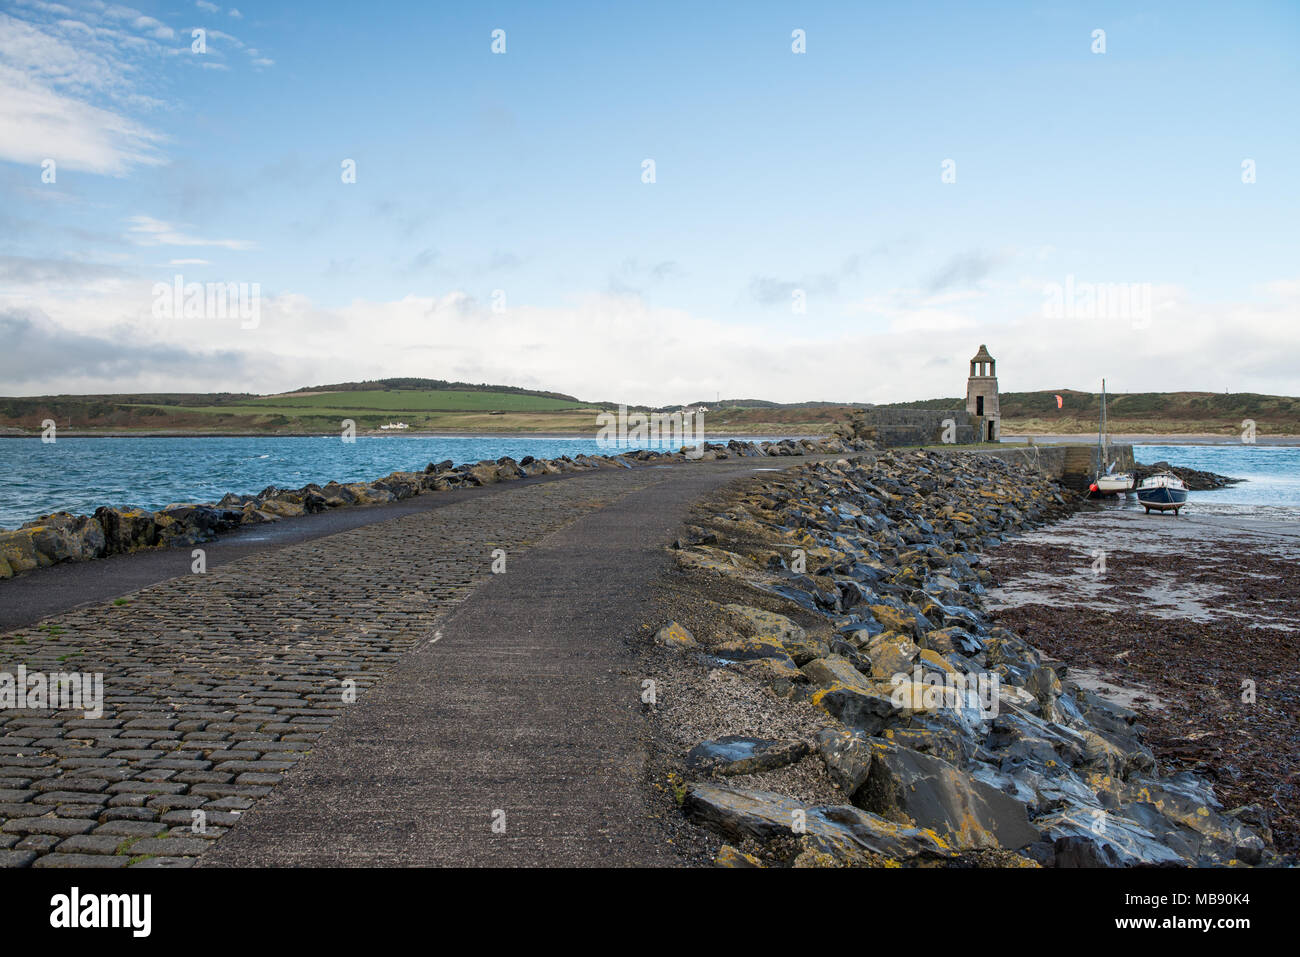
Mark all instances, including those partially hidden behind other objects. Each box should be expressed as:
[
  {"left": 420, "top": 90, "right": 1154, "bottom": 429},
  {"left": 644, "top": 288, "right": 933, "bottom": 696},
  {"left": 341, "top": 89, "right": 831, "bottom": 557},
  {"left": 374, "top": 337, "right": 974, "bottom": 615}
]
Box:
[{"left": 957, "top": 444, "right": 1136, "bottom": 490}]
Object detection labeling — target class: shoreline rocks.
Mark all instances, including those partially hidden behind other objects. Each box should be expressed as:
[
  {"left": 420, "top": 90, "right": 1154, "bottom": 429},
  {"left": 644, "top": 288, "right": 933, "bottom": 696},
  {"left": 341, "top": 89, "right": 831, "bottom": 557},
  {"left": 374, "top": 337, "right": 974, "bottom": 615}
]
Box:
[
  {"left": 1134, "top": 460, "right": 1241, "bottom": 490},
  {"left": 0, "top": 437, "right": 869, "bottom": 580},
  {"left": 655, "top": 449, "right": 1278, "bottom": 867}
]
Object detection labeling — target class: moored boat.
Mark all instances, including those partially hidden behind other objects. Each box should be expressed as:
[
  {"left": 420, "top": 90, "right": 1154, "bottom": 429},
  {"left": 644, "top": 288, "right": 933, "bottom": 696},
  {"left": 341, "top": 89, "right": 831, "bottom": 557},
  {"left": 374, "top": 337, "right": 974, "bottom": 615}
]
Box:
[
  {"left": 1094, "top": 471, "right": 1135, "bottom": 495},
  {"left": 1089, "top": 378, "right": 1134, "bottom": 496},
  {"left": 1136, "top": 471, "right": 1189, "bottom": 514}
]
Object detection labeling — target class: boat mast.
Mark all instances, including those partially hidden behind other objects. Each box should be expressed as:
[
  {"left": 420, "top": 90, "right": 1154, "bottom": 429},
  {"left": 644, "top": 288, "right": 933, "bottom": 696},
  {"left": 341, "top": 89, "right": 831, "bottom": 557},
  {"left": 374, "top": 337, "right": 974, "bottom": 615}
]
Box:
[{"left": 1100, "top": 379, "right": 1108, "bottom": 470}]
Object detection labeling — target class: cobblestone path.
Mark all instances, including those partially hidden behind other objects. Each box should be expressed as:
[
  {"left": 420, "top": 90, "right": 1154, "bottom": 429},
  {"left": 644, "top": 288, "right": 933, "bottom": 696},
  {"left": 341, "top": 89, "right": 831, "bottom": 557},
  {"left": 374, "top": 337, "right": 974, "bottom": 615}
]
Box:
[{"left": 0, "top": 465, "right": 682, "bottom": 868}]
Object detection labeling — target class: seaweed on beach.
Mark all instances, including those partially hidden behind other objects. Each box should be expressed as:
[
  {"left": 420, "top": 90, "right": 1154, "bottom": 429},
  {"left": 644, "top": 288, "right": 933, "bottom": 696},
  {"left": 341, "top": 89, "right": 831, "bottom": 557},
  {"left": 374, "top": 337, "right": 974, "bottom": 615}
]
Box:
[{"left": 990, "top": 543, "right": 1300, "bottom": 857}]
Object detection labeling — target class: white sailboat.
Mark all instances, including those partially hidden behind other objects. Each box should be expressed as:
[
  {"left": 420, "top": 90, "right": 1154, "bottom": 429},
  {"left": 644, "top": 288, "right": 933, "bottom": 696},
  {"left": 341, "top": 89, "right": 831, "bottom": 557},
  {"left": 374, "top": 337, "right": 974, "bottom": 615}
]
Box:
[{"left": 1090, "top": 379, "right": 1134, "bottom": 495}]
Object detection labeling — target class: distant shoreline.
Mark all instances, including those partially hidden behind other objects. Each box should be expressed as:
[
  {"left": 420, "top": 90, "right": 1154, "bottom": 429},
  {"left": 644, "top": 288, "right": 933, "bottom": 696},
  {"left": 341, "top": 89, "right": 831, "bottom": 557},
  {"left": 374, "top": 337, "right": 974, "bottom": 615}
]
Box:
[
  {"left": 3, "top": 429, "right": 1298, "bottom": 444},
  {"left": 0, "top": 429, "right": 823, "bottom": 440}
]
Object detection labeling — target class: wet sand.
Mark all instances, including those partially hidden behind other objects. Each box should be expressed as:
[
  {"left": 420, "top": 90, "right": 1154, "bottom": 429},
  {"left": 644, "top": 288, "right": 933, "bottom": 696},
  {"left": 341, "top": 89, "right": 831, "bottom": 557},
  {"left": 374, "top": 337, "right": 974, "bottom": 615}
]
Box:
[{"left": 985, "top": 506, "right": 1300, "bottom": 856}]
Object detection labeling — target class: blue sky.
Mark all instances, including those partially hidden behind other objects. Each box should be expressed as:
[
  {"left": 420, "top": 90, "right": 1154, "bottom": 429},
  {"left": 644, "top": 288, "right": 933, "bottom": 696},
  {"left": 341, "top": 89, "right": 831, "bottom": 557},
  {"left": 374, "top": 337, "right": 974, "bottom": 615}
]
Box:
[{"left": 1, "top": 0, "right": 1297, "bottom": 403}]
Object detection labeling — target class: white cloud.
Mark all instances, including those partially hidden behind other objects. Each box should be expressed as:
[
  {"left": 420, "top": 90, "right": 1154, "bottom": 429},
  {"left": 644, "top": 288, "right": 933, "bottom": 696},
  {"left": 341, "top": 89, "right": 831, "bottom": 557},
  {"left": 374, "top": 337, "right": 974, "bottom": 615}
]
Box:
[
  {"left": 1, "top": 275, "right": 1296, "bottom": 403},
  {"left": 196, "top": 1, "right": 219, "bottom": 12},
  {"left": 206, "top": 28, "right": 244, "bottom": 48},
  {"left": 0, "top": 3, "right": 273, "bottom": 176},
  {"left": 0, "top": 63, "right": 166, "bottom": 174},
  {"left": 126, "top": 215, "right": 256, "bottom": 250},
  {"left": 131, "top": 15, "right": 173, "bottom": 40},
  {"left": 0, "top": 9, "right": 169, "bottom": 174}
]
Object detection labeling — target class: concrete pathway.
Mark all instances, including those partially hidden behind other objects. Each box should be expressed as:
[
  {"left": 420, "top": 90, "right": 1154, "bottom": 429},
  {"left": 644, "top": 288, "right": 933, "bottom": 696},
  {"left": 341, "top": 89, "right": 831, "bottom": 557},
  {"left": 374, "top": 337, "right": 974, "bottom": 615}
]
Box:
[
  {"left": 203, "top": 461, "right": 759, "bottom": 866},
  {"left": 0, "top": 469, "right": 583, "bottom": 633},
  {"left": 1, "top": 455, "right": 802, "bottom": 868}
]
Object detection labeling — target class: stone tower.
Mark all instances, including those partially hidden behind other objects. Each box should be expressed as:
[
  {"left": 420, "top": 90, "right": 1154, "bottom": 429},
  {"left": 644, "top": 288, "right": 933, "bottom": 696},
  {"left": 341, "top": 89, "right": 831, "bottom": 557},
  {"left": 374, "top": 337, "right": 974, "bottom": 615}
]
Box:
[{"left": 966, "top": 344, "right": 1000, "bottom": 442}]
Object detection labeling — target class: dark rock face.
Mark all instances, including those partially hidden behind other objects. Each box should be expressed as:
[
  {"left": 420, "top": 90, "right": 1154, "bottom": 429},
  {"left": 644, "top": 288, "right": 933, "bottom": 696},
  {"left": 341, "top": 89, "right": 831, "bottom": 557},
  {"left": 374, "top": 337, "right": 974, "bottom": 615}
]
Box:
[
  {"left": 858, "top": 740, "right": 1040, "bottom": 850},
  {"left": 22, "top": 512, "right": 106, "bottom": 563},
  {"left": 665, "top": 449, "right": 1278, "bottom": 868},
  {"left": 93, "top": 506, "right": 159, "bottom": 553},
  {"left": 1034, "top": 806, "right": 1185, "bottom": 867},
  {"left": 155, "top": 505, "right": 244, "bottom": 545},
  {"left": 816, "top": 728, "right": 875, "bottom": 796},
  {"left": 683, "top": 782, "right": 955, "bottom": 864},
  {"left": 686, "top": 737, "right": 809, "bottom": 776}
]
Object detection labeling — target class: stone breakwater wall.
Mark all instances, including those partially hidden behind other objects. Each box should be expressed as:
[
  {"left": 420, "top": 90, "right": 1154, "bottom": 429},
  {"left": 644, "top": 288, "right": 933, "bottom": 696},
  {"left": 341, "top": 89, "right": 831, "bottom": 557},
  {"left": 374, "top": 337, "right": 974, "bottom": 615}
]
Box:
[
  {"left": 964, "top": 444, "right": 1135, "bottom": 491},
  {"left": 657, "top": 449, "right": 1274, "bottom": 867},
  {"left": 860, "top": 408, "right": 978, "bottom": 447},
  {"left": 0, "top": 437, "right": 868, "bottom": 581}
]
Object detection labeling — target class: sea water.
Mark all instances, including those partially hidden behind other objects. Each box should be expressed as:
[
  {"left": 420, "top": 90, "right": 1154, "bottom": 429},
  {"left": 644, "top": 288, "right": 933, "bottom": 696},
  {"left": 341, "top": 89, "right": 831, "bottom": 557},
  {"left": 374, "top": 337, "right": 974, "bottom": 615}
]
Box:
[
  {"left": 0, "top": 434, "right": 778, "bottom": 529},
  {"left": 0, "top": 436, "right": 1295, "bottom": 530}
]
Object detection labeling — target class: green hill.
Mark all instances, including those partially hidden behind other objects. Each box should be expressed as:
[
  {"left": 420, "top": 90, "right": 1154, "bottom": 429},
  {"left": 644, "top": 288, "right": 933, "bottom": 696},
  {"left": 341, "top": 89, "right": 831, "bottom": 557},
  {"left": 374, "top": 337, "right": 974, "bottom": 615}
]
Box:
[
  {"left": 294, "top": 377, "right": 582, "bottom": 402},
  {"left": 245, "top": 389, "right": 591, "bottom": 413},
  {"left": 0, "top": 380, "right": 597, "bottom": 434}
]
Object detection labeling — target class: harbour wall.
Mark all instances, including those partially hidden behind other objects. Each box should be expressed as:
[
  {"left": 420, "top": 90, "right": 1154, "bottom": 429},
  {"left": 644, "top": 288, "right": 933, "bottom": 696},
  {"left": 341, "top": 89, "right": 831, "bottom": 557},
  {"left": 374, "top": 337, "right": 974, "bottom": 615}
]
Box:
[
  {"left": 960, "top": 444, "right": 1135, "bottom": 490},
  {"left": 860, "top": 408, "right": 980, "bottom": 446}
]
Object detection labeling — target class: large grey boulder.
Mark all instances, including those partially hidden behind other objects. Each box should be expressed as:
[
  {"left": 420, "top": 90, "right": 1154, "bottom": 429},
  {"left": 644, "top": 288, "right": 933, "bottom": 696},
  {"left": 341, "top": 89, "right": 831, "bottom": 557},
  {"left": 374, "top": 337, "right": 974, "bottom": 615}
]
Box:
[
  {"left": 803, "top": 656, "right": 901, "bottom": 733},
  {"left": 1034, "top": 804, "right": 1185, "bottom": 867},
  {"left": 683, "top": 782, "right": 953, "bottom": 864},
  {"left": 816, "top": 728, "right": 874, "bottom": 797},
  {"left": 857, "top": 741, "right": 1040, "bottom": 850},
  {"left": 686, "top": 737, "right": 809, "bottom": 776}
]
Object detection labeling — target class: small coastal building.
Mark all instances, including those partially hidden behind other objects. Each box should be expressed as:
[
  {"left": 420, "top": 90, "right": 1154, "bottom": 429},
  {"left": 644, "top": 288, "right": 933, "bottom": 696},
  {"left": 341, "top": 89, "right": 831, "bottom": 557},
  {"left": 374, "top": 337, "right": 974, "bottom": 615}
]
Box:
[
  {"left": 847, "top": 344, "right": 1000, "bottom": 446},
  {"left": 966, "top": 344, "right": 1000, "bottom": 442}
]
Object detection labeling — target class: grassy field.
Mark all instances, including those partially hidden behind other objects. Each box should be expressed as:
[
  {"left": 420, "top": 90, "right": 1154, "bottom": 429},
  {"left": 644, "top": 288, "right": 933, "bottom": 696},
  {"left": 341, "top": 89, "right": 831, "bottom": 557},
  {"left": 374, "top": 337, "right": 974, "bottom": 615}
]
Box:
[
  {"left": 240, "top": 389, "right": 595, "bottom": 413},
  {"left": 181, "top": 408, "right": 602, "bottom": 433},
  {"left": 0, "top": 385, "right": 601, "bottom": 434}
]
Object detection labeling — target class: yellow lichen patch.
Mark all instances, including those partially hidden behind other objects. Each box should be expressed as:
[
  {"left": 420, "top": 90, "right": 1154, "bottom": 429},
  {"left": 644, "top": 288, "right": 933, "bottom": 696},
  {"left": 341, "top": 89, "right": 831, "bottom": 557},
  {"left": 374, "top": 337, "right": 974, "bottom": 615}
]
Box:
[
  {"left": 257, "top": 499, "right": 307, "bottom": 518},
  {"left": 723, "top": 605, "right": 803, "bottom": 641},
  {"left": 868, "top": 605, "right": 915, "bottom": 634},
  {"left": 715, "top": 845, "right": 764, "bottom": 867},
  {"left": 887, "top": 678, "right": 934, "bottom": 714},
  {"left": 919, "top": 828, "right": 953, "bottom": 851},
  {"left": 791, "top": 849, "right": 839, "bottom": 868},
  {"left": 672, "top": 550, "right": 746, "bottom": 577},
  {"left": 810, "top": 685, "right": 838, "bottom": 707},
  {"left": 918, "top": 649, "right": 959, "bottom": 676},
  {"left": 654, "top": 620, "right": 698, "bottom": 650},
  {"left": 865, "top": 632, "right": 921, "bottom": 680},
  {"left": 1080, "top": 730, "right": 1126, "bottom": 767},
  {"left": 0, "top": 529, "right": 49, "bottom": 573}
]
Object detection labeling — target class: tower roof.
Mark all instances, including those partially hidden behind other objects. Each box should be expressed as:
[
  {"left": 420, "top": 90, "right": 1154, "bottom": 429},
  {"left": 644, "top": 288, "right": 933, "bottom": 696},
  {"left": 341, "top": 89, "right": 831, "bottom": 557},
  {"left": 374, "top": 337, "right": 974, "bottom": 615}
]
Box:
[{"left": 971, "top": 344, "right": 994, "bottom": 362}]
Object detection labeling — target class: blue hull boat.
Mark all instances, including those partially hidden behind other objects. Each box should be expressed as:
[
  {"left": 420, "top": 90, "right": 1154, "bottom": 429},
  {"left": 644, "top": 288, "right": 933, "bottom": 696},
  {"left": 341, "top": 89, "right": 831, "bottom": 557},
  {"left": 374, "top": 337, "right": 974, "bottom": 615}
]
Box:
[{"left": 1136, "top": 472, "right": 1189, "bottom": 514}]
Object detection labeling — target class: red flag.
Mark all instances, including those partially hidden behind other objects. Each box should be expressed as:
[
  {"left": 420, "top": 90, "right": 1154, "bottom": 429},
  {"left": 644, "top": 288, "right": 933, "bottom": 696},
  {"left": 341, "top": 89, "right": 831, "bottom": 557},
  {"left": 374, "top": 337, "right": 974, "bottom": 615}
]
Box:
[{"left": 1055, "top": 395, "right": 1064, "bottom": 409}]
